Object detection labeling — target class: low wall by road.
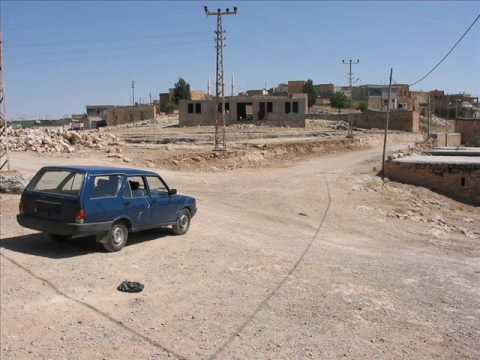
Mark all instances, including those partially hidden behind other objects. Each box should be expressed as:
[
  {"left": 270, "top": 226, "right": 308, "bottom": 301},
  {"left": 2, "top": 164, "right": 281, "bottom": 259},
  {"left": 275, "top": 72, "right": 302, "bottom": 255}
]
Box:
[
  {"left": 432, "top": 133, "right": 462, "bottom": 147},
  {"left": 385, "top": 156, "right": 480, "bottom": 205},
  {"left": 307, "top": 110, "right": 420, "bottom": 132}
]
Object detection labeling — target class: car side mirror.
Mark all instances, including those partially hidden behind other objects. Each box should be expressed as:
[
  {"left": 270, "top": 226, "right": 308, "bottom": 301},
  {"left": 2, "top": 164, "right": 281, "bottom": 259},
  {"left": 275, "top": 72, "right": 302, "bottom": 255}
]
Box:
[{"left": 168, "top": 189, "right": 177, "bottom": 195}]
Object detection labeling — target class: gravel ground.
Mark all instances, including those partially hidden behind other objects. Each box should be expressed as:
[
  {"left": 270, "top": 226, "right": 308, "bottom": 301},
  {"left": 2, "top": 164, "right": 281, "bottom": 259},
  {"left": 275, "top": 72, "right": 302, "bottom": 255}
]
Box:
[{"left": 1, "top": 144, "right": 479, "bottom": 360}]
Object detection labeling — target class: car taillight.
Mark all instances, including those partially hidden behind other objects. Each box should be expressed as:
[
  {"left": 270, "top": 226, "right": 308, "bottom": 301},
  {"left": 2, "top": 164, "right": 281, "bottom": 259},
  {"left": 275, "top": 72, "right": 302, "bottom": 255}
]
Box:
[
  {"left": 19, "top": 199, "right": 24, "bottom": 214},
  {"left": 75, "top": 209, "right": 86, "bottom": 224}
]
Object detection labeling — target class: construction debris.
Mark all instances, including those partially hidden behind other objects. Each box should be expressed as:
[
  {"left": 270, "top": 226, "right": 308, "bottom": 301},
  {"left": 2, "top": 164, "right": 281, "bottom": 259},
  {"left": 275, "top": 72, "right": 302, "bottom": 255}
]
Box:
[
  {"left": 2, "top": 127, "right": 123, "bottom": 154},
  {"left": 0, "top": 171, "right": 28, "bottom": 194},
  {"left": 352, "top": 174, "right": 480, "bottom": 240}
]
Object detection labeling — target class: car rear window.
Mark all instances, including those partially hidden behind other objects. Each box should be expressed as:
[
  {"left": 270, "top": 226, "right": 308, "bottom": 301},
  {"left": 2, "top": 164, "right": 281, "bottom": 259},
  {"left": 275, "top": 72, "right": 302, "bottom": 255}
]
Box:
[
  {"left": 91, "top": 175, "right": 122, "bottom": 198},
  {"left": 30, "top": 170, "right": 85, "bottom": 196}
]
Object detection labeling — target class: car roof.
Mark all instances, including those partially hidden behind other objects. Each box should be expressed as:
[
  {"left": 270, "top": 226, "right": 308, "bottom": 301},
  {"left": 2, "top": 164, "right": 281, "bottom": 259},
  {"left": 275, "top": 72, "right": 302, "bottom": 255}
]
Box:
[{"left": 40, "top": 165, "right": 159, "bottom": 176}]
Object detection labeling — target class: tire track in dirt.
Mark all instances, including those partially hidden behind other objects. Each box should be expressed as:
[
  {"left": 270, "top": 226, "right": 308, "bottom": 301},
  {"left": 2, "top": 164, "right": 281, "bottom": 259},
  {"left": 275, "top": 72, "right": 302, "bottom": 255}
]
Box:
[
  {"left": 0, "top": 252, "right": 189, "bottom": 360},
  {"left": 207, "top": 178, "right": 332, "bottom": 360}
]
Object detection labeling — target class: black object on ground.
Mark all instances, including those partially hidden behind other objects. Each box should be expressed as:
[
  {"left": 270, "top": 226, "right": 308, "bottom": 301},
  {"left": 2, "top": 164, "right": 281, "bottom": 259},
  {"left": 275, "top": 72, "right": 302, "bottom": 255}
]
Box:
[{"left": 117, "top": 281, "right": 144, "bottom": 293}]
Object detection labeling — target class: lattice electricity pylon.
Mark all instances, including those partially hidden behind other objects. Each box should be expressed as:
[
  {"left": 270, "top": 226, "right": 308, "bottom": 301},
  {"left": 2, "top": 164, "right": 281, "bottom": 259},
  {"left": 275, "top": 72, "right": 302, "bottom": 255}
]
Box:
[
  {"left": 0, "top": 30, "right": 9, "bottom": 171},
  {"left": 204, "top": 6, "right": 238, "bottom": 151}
]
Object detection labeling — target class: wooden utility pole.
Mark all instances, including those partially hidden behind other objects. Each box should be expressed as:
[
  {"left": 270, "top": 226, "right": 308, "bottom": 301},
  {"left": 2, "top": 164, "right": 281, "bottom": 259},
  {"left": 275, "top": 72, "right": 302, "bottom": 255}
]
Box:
[
  {"left": 381, "top": 68, "right": 393, "bottom": 181},
  {"left": 427, "top": 94, "right": 431, "bottom": 137}
]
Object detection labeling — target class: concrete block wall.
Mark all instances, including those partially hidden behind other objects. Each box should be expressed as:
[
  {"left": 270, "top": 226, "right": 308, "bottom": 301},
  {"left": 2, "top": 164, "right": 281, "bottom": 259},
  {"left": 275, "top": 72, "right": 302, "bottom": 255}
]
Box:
[{"left": 385, "top": 161, "right": 480, "bottom": 205}]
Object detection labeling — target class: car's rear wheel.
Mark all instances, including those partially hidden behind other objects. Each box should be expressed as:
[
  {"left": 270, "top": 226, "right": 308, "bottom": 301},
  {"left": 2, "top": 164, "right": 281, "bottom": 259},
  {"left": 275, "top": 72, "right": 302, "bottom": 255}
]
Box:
[
  {"left": 46, "top": 233, "right": 71, "bottom": 242},
  {"left": 101, "top": 223, "right": 128, "bottom": 252},
  {"left": 172, "top": 209, "right": 191, "bottom": 235}
]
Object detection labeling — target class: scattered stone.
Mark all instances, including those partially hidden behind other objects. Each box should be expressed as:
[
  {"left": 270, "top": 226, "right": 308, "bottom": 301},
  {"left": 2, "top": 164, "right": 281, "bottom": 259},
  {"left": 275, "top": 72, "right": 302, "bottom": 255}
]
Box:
[{"left": 0, "top": 172, "right": 29, "bottom": 194}]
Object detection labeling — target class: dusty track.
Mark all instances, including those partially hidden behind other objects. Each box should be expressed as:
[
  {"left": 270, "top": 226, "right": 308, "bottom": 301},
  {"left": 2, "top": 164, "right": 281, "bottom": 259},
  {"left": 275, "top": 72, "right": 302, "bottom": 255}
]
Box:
[{"left": 1, "top": 143, "right": 479, "bottom": 360}]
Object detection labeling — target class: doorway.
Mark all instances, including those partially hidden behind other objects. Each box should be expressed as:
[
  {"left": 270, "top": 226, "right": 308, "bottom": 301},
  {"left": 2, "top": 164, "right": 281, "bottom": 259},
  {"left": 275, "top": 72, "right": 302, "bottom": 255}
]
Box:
[{"left": 237, "top": 103, "right": 253, "bottom": 121}]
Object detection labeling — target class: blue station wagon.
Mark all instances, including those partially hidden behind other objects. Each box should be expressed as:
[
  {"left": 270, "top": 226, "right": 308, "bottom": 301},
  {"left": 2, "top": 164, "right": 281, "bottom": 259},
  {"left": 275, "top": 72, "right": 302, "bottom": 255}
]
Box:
[{"left": 17, "top": 166, "right": 197, "bottom": 252}]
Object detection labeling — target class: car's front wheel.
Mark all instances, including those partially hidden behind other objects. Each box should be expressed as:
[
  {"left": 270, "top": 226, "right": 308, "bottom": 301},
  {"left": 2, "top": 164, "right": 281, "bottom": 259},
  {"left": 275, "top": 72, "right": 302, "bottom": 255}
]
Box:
[
  {"left": 172, "top": 209, "right": 191, "bottom": 235},
  {"left": 101, "top": 222, "right": 128, "bottom": 252}
]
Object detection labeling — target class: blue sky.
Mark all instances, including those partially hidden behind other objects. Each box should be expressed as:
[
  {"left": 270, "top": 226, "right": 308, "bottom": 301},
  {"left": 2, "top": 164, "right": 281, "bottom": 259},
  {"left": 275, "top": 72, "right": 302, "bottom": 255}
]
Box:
[{"left": 2, "top": 1, "right": 479, "bottom": 119}]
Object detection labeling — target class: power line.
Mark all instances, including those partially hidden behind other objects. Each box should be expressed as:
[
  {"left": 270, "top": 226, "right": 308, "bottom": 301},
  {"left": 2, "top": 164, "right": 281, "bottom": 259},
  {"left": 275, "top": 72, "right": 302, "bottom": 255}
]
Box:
[
  {"left": 10, "top": 39, "right": 211, "bottom": 67},
  {"left": 409, "top": 13, "right": 480, "bottom": 87},
  {"left": 3, "top": 31, "right": 203, "bottom": 49}
]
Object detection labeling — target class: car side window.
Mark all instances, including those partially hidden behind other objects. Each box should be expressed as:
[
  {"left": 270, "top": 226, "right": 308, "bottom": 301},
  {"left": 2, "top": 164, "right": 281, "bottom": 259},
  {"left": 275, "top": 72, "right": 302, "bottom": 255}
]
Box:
[
  {"left": 126, "top": 176, "right": 147, "bottom": 198},
  {"left": 91, "top": 175, "right": 121, "bottom": 198},
  {"left": 146, "top": 176, "right": 168, "bottom": 196}
]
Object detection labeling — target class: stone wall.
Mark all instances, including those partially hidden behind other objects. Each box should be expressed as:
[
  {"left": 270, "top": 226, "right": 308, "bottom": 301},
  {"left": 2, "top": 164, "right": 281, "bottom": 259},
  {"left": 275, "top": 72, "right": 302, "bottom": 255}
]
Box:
[
  {"left": 455, "top": 119, "right": 480, "bottom": 145},
  {"left": 385, "top": 160, "right": 480, "bottom": 205},
  {"left": 307, "top": 110, "right": 420, "bottom": 132}
]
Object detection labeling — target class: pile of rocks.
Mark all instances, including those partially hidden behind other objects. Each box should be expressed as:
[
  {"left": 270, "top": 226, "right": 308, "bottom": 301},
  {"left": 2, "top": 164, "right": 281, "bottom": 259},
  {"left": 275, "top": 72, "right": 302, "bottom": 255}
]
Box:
[
  {"left": 0, "top": 171, "right": 29, "bottom": 194},
  {"left": 2, "top": 127, "right": 123, "bottom": 154}
]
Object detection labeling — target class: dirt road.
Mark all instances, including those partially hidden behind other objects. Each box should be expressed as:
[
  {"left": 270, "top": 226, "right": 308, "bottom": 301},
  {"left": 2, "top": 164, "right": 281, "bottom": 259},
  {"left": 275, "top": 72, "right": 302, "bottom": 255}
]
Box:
[{"left": 1, "top": 145, "right": 479, "bottom": 360}]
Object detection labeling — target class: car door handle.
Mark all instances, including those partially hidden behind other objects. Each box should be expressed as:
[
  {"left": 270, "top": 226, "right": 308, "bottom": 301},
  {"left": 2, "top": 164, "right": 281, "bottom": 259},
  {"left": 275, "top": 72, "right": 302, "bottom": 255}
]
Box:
[{"left": 123, "top": 201, "right": 130, "bottom": 207}]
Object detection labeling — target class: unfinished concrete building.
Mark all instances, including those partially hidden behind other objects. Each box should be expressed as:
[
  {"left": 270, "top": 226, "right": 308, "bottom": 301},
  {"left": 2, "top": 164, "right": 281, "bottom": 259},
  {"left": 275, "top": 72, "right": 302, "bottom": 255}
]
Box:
[
  {"left": 179, "top": 94, "right": 308, "bottom": 127},
  {"left": 455, "top": 118, "right": 480, "bottom": 145},
  {"left": 105, "top": 105, "right": 157, "bottom": 126},
  {"left": 430, "top": 91, "right": 479, "bottom": 119},
  {"left": 352, "top": 84, "right": 411, "bottom": 111},
  {"left": 85, "top": 105, "right": 115, "bottom": 128},
  {"left": 287, "top": 81, "right": 306, "bottom": 94}
]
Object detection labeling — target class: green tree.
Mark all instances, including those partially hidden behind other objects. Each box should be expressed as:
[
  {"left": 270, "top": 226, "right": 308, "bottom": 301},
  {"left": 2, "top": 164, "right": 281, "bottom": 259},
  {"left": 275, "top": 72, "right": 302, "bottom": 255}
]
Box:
[
  {"left": 164, "top": 102, "right": 176, "bottom": 114},
  {"left": 330, "top": 92, "right": 350, "bottom": 110},
  {"left": 172, "top": 78, "right": 191, "bottom": 104},
  {"left": 357, "top": 101, "right": 368, "bottom": 112},
  {"left": 303, "top": 79, "right": 317, "bottom": 108}
]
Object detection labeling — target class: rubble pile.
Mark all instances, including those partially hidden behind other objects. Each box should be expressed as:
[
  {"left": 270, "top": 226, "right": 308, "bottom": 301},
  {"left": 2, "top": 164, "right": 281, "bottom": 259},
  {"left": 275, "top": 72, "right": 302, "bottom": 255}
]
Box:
[
  {"left": 0, "top": 171, "right": 28, "bottom": 194},
  {"left": 2, "top": 127, "right": 123, "bottom": 154},
  {"left": 352, "top": 174, "right": 480, "bottom": 240}
]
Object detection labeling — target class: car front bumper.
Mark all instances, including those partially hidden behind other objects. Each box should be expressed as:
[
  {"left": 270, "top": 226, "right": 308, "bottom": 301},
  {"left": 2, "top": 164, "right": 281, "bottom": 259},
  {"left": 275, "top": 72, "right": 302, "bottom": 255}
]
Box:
[{"left": 17, "top": 214, "right": 112, "bottom": 236}]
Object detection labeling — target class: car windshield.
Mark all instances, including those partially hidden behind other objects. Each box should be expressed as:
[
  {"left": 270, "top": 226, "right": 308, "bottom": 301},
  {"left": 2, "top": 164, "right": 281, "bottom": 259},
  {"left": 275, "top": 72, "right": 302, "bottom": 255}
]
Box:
[{"left": 29, "top": 170, "right": 85, "bottom": 196}]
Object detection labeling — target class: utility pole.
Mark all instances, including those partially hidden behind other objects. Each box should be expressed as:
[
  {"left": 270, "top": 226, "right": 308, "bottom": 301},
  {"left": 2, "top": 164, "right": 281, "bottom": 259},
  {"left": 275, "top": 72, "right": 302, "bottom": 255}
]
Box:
[
  {"left": 204, "top": 6, "right": 238, "bottom": 151},
  {"left": 149, "top": 92, "right": 152, "bottom": 104},
  {"left": 427, "top": 95, "right": 431, "bottom": 137},
  {"left": 131, "top": 80, "right": 135, "bottom": 106},
  {"left": 381, "top": 68, "right": 393, "bottom": 181},
  {"left": 342, "top": 58, "right": 360, "bottom": 137},
  {"left": 207, "top": 77, "right": 211, "bottom": 97},
  {"left": 231, "top": 73, "right": 234, "bottom": 97},
  {"left": 0, "top": 29, "right": 10, "bottom": 171}
]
